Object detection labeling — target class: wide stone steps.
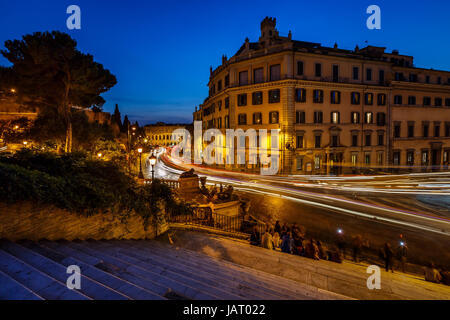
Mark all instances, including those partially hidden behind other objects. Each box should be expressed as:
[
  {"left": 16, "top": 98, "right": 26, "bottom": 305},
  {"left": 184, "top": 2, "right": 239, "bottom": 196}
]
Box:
[
  {"left": 112, "top": 239, "right": 326, "bottom": 299},
  {"left": 90, "top": 240, "right": 282, "bottom": 300},
  {"left": 0, "top": 239, "right": 347, "bottom": 300},
  {"left": 21, "top": 241, "right": 165, "bottom": 300}
]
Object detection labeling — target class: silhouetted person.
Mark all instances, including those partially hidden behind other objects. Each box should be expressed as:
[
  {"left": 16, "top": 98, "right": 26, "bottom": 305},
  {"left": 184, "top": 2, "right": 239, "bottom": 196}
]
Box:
[
  {"left": 382, "top": 242, "right": 394, "bottom": 273},
  {"left": 261, "top": 228, "right": 273, "bottom": 250},
  {"left": 335, "top": 231, "right": 346, "bottom": 258},
  {"left": 317, "top": 240, "right": 327, "bottom": 260},
  {"left": 250, "top": 226, "right": 261, "bottom": 246},
  {"left": 396, "top": 240, "right": 408, "bottom": 273},
  {"left": 425, "top": 262, "right": 442, "bottom": 283},
  {"left": 281, "top": 232, "right": 292, "bottom": 254},
  {"left": 274, "top": 220, "right": 281, "bottom": 234}
]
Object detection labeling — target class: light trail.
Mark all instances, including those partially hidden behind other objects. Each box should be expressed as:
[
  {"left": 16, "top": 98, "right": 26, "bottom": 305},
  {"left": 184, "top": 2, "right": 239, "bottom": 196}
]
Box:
[{"left": 157, "top": 153, "right": 450, "bottom": 237}]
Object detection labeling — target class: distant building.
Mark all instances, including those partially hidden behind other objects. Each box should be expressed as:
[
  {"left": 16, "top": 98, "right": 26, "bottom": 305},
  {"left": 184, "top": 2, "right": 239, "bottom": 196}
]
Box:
[
  {"left": 0, "top": 95, "right": 114, "bottom": 126},
  {"left": 144, "top": 122, "right": 192, "bottom": 146},
  {"left": 193, "top": 17, "right": 450, "bottom": 174},
  {"left": 0, "top": 94, "right": 38, "bottom": 121}
]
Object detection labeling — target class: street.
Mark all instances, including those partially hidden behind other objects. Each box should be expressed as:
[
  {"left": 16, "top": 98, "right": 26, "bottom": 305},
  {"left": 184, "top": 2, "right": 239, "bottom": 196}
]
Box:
[{"left": 150, "top": 150, "right": 450, "bottom": 268}]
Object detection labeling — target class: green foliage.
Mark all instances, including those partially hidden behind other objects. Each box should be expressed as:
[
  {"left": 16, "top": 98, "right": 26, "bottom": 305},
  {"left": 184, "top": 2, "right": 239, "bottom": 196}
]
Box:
[
  {"left": 0, "top": 150, "right": 191, "bottom": 228},
  {"left": 26, "top": 108, "right": 116, "bottom": 151},
  {"left": 1, "top": 31, "right": 117, "bottom": 152}
]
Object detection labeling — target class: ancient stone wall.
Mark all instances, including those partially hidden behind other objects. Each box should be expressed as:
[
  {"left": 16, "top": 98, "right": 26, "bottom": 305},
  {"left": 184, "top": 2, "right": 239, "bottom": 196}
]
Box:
[{"left": 0, "top": 202, "right": 168, "bottom": 241}]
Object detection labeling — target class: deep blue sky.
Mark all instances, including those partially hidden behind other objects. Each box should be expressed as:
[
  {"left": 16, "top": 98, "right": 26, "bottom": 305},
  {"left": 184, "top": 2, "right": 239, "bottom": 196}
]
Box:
[{"left": 1, "top": 0, "right": 449, "bottom": 125}]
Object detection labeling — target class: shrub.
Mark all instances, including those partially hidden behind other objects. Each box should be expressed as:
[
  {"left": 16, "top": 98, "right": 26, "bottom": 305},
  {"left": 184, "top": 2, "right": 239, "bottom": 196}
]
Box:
[{"left": 0, "top": 149, "right": 191, "bottom": 228}]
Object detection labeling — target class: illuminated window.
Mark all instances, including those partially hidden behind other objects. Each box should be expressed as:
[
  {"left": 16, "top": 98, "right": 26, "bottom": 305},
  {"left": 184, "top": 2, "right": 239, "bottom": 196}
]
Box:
[
  {"left": 365, "top": 112, "right": 373, "bottom": 124},
  {"left": 295, "top": 88, "right": 307, "bottom": 102},
  {"left": 365, "top": 93, "right": 373, "bottom": 105},
  {"left": 331, "top": 91, "right": 341, "bottom": 104},
  {"left": 407, "top": 151, "right": 414, "bottom": 166},
  {"left": 422, "top": 151, "right": 429, "bottom": 165},
  {"left": 351, "top": 92, "right": 360, "bottom": 105},
  {"left": 351, "top": 112, "right": 360, "bottom": 124},
  {"left": 268, "top": 89, "right": 280, "bottom": 103},
  {"left": 351, "top": 154, "right": 357, "bottom": 166},
  {"left": 269, "top": 111, "right": 279, "bottom": 124},
  {"left": 377, "top": 152, "right": 383, "bottom": 165},
  {"left": 377, "top": 94, "right": 386, "bottom": 106},
  {"left": 331, "top": 111, "right": 340, "bottom": 124},
  {"left": 314, "top": 155, "right": 321, "bottom": 169},
  {"left": 313, "top": 90, "right": 324, "bottom": 103},
  {"left": 253, "top": 112, "right": 262, "bottom": 124}
]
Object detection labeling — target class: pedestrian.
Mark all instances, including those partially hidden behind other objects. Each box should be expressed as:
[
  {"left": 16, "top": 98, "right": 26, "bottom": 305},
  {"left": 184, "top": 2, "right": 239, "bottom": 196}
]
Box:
[
  {"left": 281, "top": 232, "right": 292, "bottom": 254},
  {"left": 382, "top": 242, "right": 394, "bottom": 273},
  {"left": 250, "top": 226, "right": 261, "bottom": 246},
  {"left": 317, "top": 240, "right": 327, "bottom": 260},
  {"left": 261, "top": 228, "right": 273, "bottom": 250},
  {"left": 352, "top": 234, "right": 363, "bottom": 263},
  {"left": 281, "top": 222, "right": 289, "bottom": 236},
  {"left": 424, "top": 262, "right": 442, "bottom": 283},
  {"left": 440, "top": 269, "right": 450, "bottom": 286},
  {"left": 272, "top": 230, "right": 280, "bottom": 249},
  {"left": 274, "top": 220, "right": 281, "bottom": 235},
  {"left": 335, "top": 230, "right": 346, "bottom": 258},
  {"left": 396, "top": 240, "right": 408, "bottom": 273}
]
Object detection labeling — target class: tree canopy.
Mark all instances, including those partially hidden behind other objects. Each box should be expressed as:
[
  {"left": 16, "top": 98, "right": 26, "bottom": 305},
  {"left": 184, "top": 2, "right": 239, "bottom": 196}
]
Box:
[{"left": 1, "top": 31, "right": 117, "bottom": 152}]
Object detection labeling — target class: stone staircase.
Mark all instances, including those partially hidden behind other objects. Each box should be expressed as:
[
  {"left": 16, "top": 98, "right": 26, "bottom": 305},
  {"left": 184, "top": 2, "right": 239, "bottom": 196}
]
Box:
[{"left": 0, "top": 239, "right": 347, "bottom": 300}]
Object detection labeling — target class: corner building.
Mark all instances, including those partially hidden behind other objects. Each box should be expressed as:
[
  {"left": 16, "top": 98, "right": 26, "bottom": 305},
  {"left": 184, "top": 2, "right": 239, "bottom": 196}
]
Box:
[{"left": 193, "top": 17, "right": 450, "bottom": 175}]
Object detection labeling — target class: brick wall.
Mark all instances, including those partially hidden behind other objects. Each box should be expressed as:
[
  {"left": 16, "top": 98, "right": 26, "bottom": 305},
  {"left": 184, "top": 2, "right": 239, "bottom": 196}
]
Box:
[{"left": 0, "top": 202, "right": 168, "bottom": 241}]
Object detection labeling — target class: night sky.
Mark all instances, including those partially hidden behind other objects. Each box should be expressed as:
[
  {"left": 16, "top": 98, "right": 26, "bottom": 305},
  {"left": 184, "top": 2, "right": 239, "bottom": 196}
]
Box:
[{"left": 1, "top": 0, "right": 449, "bottom": 125}]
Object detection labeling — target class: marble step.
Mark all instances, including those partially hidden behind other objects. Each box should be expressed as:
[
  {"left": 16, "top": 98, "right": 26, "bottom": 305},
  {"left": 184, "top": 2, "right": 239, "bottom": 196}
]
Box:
[
  {"left": 0, "top": 249, "right": 89, "bottom": 300},
  {"left": 25, "top": 241, "right": 166, "bottom": 300}
]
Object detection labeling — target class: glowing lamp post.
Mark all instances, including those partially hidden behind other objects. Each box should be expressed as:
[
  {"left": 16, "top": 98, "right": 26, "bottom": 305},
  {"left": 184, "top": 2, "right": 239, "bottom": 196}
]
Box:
[
  {"left": 97, "top": 152, "right": 103, "bottom": 159},
  {"left": 138, "top": 148, "right": 144, "bottom": 179},
  {"left": 149, "top": 154, "right": 157, "bottom": 181}
]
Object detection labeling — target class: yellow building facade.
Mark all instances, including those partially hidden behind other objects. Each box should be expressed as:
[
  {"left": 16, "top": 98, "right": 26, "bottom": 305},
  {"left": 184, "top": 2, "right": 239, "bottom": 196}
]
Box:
[{"left": 193, "top": 17, "right": 450, "bottom": 175}]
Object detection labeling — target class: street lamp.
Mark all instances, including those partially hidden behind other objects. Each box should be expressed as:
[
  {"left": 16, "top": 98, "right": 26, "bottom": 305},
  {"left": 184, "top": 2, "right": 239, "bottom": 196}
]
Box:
[
  {"left": 149, "top": 154, "right": 157, "bottom": 181},
  {"left": 23, "top": 141, "right": 28, "bottom": 147},
  {"left": 138, "top": 148, "right": 144, "bottom": 179},
  {"left": 97, "top": 152, "right": 103, "bottom": 159}
]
